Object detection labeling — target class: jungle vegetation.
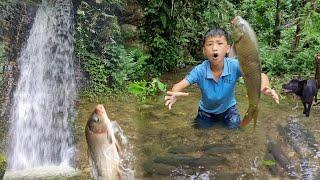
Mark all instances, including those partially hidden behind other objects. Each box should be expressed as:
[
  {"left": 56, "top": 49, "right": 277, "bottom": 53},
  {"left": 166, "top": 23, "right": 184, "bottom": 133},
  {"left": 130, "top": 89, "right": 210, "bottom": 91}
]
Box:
[
  {"left": 74, "top": 0, "right": 319, "bottom": 96},
  {"left": 1, "top": 0, "right": 319, "bottom": 96}
]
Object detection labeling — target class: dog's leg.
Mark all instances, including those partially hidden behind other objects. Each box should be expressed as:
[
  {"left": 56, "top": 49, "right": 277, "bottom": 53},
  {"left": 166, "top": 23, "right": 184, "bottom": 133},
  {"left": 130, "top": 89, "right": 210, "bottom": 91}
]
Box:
[
  {"left": 303, "top": 102, "right": 307, "bottom": 115},
  {"left": 315, "top": 90, "right": 318, "bottom": 105},
  {"left": 305, "top": 103, "right": 311, "bottom": 117}
]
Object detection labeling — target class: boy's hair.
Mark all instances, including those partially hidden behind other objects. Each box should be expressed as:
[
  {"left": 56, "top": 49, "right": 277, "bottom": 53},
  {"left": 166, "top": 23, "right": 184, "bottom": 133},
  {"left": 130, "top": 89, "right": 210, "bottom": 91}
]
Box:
[{"left": 203, "top": 28, "right": 230, "bottom": 45}]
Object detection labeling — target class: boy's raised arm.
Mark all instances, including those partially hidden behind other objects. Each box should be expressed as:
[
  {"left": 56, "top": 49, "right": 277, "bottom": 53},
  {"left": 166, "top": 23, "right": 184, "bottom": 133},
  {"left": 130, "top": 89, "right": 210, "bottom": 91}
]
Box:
[{"left": 165, "top": 79, "right": 190, "bottom": 110}]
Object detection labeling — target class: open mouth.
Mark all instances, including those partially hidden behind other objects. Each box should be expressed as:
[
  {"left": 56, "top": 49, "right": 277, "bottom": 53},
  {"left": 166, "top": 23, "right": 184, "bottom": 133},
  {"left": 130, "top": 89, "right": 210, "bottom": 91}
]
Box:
[
  {"left": 213, "top": 53, "right": 219, "bottom": 58},
  {"left": 282, "top": 88, "right": 293, "bottom": 93}
]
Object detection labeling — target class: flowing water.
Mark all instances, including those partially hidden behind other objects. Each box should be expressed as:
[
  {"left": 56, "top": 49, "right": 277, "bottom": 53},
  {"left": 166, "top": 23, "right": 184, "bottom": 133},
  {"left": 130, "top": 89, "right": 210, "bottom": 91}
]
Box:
[
  {"left": 4, "top": 0, "right": 79, "bottom": 178},
  {"left": 76, "top": 68, "right": 320, "bottom": 179}
]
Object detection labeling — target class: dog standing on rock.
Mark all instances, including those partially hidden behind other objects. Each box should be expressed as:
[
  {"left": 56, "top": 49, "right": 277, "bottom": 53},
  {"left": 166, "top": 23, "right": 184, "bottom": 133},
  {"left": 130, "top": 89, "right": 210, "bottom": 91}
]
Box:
[{"left": 282, "top": 79, "right": 318, "bottom": 117}]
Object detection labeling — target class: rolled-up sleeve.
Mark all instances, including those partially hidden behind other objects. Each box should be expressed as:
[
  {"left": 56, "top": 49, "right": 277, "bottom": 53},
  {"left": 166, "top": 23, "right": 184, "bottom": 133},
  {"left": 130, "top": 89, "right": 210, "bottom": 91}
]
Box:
[{"left": 185, "top": 66, "right": 200, "bottom": 85}]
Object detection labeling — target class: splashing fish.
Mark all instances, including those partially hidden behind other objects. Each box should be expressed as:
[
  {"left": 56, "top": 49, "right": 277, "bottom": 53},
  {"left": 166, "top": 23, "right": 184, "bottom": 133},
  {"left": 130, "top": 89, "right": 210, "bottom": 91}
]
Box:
[{"left": 85, "top": 104, "right": 121, "bottom": 179}]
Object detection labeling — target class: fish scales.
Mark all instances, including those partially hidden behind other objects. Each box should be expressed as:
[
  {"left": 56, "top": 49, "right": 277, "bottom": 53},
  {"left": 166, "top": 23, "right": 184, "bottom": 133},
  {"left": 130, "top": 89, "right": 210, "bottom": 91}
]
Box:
[
  {"left": 85, "top": 104, "right": 121, "bottom": 180},
  {"left": 231, "top": 16, "right": 261, "bottom": 127}
]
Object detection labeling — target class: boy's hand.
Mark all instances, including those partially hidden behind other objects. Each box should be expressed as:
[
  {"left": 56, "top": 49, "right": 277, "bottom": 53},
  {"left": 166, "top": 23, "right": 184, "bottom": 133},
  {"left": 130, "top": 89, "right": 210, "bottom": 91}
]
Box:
[
  {"left": 262, "top": 87, "right": 279, "bottom": 104},
  {"left": 165, "top": 91, "right": 189, "bottom": 110}
]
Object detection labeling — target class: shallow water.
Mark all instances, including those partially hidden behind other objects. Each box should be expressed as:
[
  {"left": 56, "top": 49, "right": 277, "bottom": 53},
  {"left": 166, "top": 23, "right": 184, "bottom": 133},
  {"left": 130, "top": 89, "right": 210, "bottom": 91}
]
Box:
[
  {"left": 75, "top": 67, "right": 320, "bottom": 179},
  {"left": 4, "top": 166, "right": 81, "bottom": 179}
]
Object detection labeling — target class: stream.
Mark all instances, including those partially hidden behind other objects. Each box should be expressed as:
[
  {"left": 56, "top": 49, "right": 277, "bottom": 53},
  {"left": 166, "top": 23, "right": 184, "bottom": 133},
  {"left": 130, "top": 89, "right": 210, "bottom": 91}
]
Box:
[{"left": 76, "top": 67, "right": 320, "bottom": 179}]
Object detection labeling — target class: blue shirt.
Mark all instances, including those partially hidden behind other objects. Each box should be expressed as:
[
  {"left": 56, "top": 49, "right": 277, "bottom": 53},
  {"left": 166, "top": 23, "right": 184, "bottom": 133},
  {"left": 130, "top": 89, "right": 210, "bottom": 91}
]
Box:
[{"left": 185, "top": 58, "right": 242, "bottom": 114}]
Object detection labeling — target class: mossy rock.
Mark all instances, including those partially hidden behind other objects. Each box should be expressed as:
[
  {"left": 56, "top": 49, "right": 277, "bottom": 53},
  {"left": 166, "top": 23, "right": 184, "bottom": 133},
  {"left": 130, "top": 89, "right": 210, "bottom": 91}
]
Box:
[{"left": 0, "top": 153, "right": 6, "bottom": 178}]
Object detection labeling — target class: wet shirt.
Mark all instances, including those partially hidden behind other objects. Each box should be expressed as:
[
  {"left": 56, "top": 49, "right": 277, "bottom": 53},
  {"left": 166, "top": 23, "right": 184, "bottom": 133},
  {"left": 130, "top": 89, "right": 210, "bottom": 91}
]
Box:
[{"left": 185, "top": 58, "right": 242, "bottom": 114}]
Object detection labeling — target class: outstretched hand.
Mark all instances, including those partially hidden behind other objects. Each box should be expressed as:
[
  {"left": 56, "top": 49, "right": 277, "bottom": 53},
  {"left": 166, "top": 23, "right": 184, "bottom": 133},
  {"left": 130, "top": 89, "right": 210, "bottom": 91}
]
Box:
[
  {"left": 262, "top": 87, "right": 279, "bottom": 104},
  {"left": 164, "top": 91, "right": 189, "bottom": 110}
]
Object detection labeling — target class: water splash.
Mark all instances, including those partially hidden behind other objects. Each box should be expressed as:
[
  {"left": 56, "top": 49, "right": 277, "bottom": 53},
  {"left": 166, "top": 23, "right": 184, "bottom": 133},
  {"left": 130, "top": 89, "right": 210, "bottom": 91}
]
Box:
[
  {"left": 6, "top": 0, "right": 76, "bottom": 172},
  {"left": 112, "top": 121, "right": 135, "bottom": 179}
]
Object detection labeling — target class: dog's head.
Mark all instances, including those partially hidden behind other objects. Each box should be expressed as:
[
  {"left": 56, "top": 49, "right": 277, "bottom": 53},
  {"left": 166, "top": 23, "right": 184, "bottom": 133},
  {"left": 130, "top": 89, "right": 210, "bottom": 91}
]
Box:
[{"left": 282, "top": 79, "right": 302, "bottom": 93}]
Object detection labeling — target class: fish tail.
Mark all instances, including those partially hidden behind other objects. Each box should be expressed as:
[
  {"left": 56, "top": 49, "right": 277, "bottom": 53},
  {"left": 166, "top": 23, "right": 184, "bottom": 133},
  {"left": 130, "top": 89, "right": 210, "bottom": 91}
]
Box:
[{"left": 240, "top": 107, "right": 259, "bottom": 128}]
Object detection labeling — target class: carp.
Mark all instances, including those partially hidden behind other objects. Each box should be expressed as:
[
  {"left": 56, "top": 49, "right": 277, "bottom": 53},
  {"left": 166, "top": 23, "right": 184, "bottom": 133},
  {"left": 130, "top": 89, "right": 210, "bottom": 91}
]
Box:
[
  {"left": 85, "top": 104, "right": 121, "bottom": 180},
  {"left": 231, "top": 16, "right": 261, "bottom": 127}
]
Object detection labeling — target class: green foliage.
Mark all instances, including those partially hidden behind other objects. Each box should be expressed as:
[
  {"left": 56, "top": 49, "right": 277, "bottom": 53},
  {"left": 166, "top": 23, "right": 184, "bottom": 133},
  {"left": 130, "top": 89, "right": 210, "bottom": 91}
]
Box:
[
  {"left": 236, "top": 0, "right": 320, "bottom": 77},
  {"left": 236, "top": 0, "right": 275, "bottom": 44},
  {"left": 75, "top": 1, "right": 153, "bottom": 94},
  {"left": 141, "top": 0, "right": 235, "bottom": 72},
  {"left": 75, "top": 0, "right": 319, "bottom": 95},
  {"left": 128, "top": 48, "right": 151, "bottom": 80},
  {"left": 261, "top": 159, "right": 276, "bottom": 167},
  {"left": 79, "top": 43, "right": 151, "bottom": 93},
  {"left": 128, "top": 78, "right": 166, "bottom": 102}
]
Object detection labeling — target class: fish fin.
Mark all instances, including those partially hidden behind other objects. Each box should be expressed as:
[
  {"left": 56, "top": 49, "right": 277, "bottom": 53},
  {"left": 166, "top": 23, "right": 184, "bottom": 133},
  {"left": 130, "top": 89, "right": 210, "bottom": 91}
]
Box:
[
  {"left": 240, "top": 107, "right": 258, "bottom": 128},
  {"left": 240, "top": 114, "right": 251, "bottom": 127}
]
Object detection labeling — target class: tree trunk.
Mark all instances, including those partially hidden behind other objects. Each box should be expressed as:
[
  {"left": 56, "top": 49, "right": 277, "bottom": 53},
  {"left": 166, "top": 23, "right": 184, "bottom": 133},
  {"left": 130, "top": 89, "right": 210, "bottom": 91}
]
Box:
[
  {"left": 315, "top": 54, "right": 320, "bottom": 89},
  {"left": 291, "top": 0, "right": 308, "bottom": 52},
  {"left": 274, "top": 0, "right": 282, "bottom": 46},
  {"left": 291, "top": 23, "right": 301, "bottom": 52}
]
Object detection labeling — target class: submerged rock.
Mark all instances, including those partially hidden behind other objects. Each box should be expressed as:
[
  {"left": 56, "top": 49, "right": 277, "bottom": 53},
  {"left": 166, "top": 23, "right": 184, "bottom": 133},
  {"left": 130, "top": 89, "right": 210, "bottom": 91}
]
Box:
[
  {"left": 263, "top": 152, "right": 283, "bottom": 177},
  {"left": 153, "top": 154, "right": 226, "bottom": 167},
  {"left": 168, "top": 143, "right": 237, "bottom": 155},
  {"left": 267, "top": 139, "right": 298, "bottom": 178},
  {"left": 278, "top": 122, "right": 319, "bottom": 158}
]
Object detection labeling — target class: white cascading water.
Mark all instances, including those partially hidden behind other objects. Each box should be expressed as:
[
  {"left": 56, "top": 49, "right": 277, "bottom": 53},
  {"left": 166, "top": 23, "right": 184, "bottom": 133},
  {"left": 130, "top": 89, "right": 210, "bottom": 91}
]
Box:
[{"left": 5, "top": 0, "right": 77, "bottom": 177}]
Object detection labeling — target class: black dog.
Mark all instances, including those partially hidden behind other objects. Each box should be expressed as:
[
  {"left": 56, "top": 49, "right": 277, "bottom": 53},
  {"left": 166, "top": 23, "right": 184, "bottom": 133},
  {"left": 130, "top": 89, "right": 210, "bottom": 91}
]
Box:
[{"left": 282, "top": 79, "right": 318, "bottom": 117}]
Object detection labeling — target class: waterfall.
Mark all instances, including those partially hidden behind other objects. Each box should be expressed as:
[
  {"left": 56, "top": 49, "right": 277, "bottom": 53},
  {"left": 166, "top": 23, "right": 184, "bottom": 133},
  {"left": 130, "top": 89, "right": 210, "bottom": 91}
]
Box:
[{"left": 6, "top": 0, "right": 76, "bottom": 171}]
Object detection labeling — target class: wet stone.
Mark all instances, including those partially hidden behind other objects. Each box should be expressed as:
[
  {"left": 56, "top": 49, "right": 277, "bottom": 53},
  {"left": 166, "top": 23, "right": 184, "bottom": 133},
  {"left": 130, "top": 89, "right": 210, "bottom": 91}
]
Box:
[
  {"left": 267, "top": 139, "right": 299, "bottom": 178},
  {"left": 168, "top": 143, "right": 237, "bottom": 155},
  {"left": 264, "top": 152, "right": 282, "bottom": 177},
  {"left": 278, "top": 122, "right": 319, "bottom": 158}
]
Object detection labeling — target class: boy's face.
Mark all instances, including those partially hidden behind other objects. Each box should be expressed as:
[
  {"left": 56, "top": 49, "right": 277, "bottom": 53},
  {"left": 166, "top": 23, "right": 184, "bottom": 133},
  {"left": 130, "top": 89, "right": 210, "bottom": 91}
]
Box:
[{"left": 203, "top": 35, "right": 230, "bottom": 65}]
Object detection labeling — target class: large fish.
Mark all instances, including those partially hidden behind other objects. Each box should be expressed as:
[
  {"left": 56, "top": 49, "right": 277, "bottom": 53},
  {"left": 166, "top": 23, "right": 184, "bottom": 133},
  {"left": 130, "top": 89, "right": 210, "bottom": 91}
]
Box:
[
  {"left": 231, "top": 16, "right": 261, "bottom": 127},
  {"left": 85, "top": 104, "right": 121, "bottom": 179}
]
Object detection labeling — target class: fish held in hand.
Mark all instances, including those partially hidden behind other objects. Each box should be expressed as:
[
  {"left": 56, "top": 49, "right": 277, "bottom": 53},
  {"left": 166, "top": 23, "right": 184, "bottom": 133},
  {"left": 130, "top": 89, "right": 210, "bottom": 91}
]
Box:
[
  {"left": 231, "top": 16, "right": 261, "bottom": 128},
  {"left": 85, "top": 104, "right": 121, "bottom": 180}
]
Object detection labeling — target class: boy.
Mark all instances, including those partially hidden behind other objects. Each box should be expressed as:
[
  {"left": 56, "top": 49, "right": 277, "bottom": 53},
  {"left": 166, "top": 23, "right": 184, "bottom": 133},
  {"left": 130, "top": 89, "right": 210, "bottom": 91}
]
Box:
[{"left": 164, "top": 28, "right": 279, "bottom": 129}]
